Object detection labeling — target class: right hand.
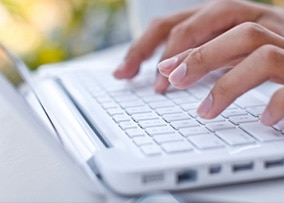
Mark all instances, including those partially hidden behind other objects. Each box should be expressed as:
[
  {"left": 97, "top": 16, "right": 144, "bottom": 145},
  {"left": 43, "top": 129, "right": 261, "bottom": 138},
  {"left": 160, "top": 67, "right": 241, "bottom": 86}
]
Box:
[{"left": 113, "top": 0, "right": 284, "bottom": 93}]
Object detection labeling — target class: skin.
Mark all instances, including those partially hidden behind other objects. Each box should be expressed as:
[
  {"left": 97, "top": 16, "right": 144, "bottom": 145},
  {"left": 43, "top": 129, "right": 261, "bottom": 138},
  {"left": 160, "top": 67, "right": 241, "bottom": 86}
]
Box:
[{"left": 113, "top": 0, "right": 284, "bottom": 126}]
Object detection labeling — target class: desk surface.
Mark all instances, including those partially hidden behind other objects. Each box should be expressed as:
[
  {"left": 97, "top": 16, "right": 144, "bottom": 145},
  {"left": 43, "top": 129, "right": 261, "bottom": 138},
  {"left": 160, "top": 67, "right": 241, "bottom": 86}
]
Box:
[{"left": 1, "top": 43, "right": 284, "bottom": 203}]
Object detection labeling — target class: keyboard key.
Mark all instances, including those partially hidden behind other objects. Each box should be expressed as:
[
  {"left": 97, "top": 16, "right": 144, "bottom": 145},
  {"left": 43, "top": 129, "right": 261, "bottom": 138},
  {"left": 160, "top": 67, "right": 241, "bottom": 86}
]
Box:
[
  {"left": 153, "top": 133, "right": 184, "bottom": 144},
  {"left": 126, "top": 128, "right": 146, "bottom": 138},
  {"left": 140, "top": 145, "right": 161, "bottom": 156},
  {"left": 206, "top": 121, "right": 236, "bottom": 131},
  {"left": 115, "top": 95, "right": 139, "bottom": 102},
  {"left": 142, "top": 95, "right": 167, "bottom": 103},
  {"left": 235, "top": 94, "right": 265, "bottom": 108},
  {"left": 197, "top": 115, "right": 225, "bottom": 124},
  {"left": 273, "top": 120, "right": 284, "bottom": 131},
  {"left": 119, "top": 100, "right": 145, "bottom": 108},
  {"left": 216, "top": 128, "right": 255, "bottom": 146},
  {"left": 146, "top": 126, "right": 175, "bottom": 136},
  {"left": 180, "top": 102, "right": 200, "bottom": 111},
  {"left": 188, "top": 134, "right": 224, "bottom": 149},
  {"left": 156, "top": 107, "right": 182, "bottom": 115},
  {"left": 135, "top": 88, "right": 156, "bottom": 97},
  {"left": 187, "top": 85, "right": 209, "bottom": 99},
  {"left": 126, "top": 106, "right": 152, "bottom": 115},
  {"left": 240, "top": 122, "right": 284, "bottom": 142},
  {"left": 229, "top": 115, "right": 258, "bottom": 124},
  {"left": 163, "top": 113, "right": 191, "bottom": 122},
  {"left": 133, "top": 136, "right": 153, "bottom": 146},
  {"left": 132, "top": 113, "right": 159, "bottom": 122},
  {"left": 107, "top": 107, "right": 124, "bottom": 116},
  {"left": 171, "top": 96, "right": 198, "bottom": 105},
  {"left": 112, "top": 114, "right": 130, "bottom": 123},
  {"left": 179, "top": 126, "right": 210, "bottom": 137},
  {"left": 119, "top": 121, "right": 137, "bottom": 130},
  {"left": 170, "top": 120, "right": 199, "bottom": 129},
  {"left": 139, "top": 119, "right": 167, "bottom": 128},
  {"left": 101, "top": 102, "right": 119, "bottom": 109},
  {"left": 161, "top": 141, "right": 194, "bottom": 154},
  {"left": 148, "top": 101, "right": 175, "bottom": 109},
  {"left": 165, "top": 91, "right": 189, "bottom": 99},
  {"left": 245, "top": 105, "right": 265, "bottom": 117},
  {"left": 222, "top": 108, "right": 247, "bottom": 118},
  {"left": 96, "top": 96, "right": 112, "bottom": 103}
]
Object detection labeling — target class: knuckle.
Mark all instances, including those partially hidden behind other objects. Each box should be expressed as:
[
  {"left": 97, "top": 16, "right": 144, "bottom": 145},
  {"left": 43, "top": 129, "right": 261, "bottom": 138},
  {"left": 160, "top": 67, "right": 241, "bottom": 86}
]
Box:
[
  {"left": 213, "top": 78, "right": 231, "bottom": 99},
  {"left": 169, "top": 24, "right": 198, "bottom": 47},
  {"left": 213, "top": 0, "right": 236, "bottom": 9},
  {"left": 264, "top": 45, "right": 283, "bottom": 60},
  {"left": 148, "top": 17, "right": 169, "bottom": 31},
  {"left": 170, "top": 25, "right": 182, "bottom": 37},
  {"left": 237, "top": 22, "right": 267, "bottom": 42},
  {"left": 169, "top": 24, "right": 189, "bottom": 39},
  {"left": 190, "top": 47, "right": 205, "bottom": 66},
  {"left": 256, "top": 45, "right": 284, "bottom": 66},
  {"left": 256, "top": 45, "right": 284, "bottom": 82}
]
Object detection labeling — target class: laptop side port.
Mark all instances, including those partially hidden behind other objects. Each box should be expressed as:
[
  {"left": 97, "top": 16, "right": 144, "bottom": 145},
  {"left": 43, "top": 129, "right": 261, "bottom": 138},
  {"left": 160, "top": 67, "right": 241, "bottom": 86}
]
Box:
[
  {"left": 232, "top": 162, "right": 254, "bottom": 173},
  {"left": 209, "top": 165, "right": 222, "bottom": 175},
  {"left": 264, "top": 158, "right": 284, "bottom": 169},
  {"left": 142, "top": 173, "right": 164, "bottom": 184},
  {"left": 176, "top": 169, "right": 197, "bottom": 184}
]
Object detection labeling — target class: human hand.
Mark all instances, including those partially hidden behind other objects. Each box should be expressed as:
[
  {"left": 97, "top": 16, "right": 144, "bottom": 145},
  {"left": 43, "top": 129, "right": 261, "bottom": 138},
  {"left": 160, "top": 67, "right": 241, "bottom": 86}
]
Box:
[
  {"left": 113, "top": 0, "right": 284, "bottom": 93},
  {"left": 158, "top": 21, "right": 284, "bottom": 126}
]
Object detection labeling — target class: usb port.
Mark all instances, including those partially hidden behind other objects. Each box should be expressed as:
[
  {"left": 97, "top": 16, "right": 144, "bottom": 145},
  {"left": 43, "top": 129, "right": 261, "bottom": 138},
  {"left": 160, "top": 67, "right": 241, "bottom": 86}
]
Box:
[
  {"left": 264, "top": 158, "right": 284, "bottom": 169},
  {"left": 177, "top": 170, "right": 197, "bottom": 184},
  {"left": 209, "top": 165, "right": 222, "bottom": 175},
  {"left": 232, "top": 162, "right": 254, "bottom": 173}
]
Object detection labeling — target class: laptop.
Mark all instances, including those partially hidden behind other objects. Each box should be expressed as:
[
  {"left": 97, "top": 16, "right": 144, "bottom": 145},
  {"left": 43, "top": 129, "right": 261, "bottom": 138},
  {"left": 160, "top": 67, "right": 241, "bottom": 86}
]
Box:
[{"left": 1, "top": 42, "right": 284, "bottom": 195}]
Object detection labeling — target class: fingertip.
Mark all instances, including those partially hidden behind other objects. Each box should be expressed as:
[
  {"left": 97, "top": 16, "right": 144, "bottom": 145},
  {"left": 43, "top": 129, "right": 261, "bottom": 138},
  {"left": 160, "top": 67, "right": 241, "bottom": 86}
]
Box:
[
  {"left": 113, "top": 59, "right": 140, "bottom": 79},
  {"left": 113, "top": 61, "right": 126, "bottom": 79},
  {"left": 260, "top": 109, "right": 275, "bottom": 126},
  {"left": 154, "top": 74, "right": 170, "bottom": 93},
  {"left": 197, "top": 93, "right": 213, "bottom": 118},
  {"left": 157, "top": 57, "right": 178, "bottom": 77},
  {"left": 168, "top": 63, "right": 187, "bottom": 87}
]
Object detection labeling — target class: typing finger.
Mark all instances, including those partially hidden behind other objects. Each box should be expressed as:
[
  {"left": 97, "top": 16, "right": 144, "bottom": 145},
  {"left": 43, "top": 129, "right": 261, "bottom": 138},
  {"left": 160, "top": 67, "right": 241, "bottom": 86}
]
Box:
[
  {"left": 261, "top": 87, "right": 284, "bottom": 126},
  {"left": 197, "top": 45, "right": 284, "bottom": 121},
  {"left": 162, "top": 22, "right": 284, "bottom": 89},
  {"left": 154, "top": 0, "right": 267, "bottom": 91},
  {"left": 113, "top": 10, "right": 193, "bottom": 79}
]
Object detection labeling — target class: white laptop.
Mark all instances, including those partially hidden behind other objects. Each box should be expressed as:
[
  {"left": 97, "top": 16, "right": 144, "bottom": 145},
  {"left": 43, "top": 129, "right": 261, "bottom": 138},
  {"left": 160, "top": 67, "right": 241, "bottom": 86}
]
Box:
[{"left": 1, "top": 42, "right": 284, "bottom": 195}]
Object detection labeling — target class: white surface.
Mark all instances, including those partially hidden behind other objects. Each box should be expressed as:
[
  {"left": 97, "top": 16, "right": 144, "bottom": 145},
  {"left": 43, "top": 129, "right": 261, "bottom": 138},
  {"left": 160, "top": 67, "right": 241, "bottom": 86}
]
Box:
[
  {"left": 0, "top": 75, "right": 105, "bottom": 202},
  {"left": 1, "top": 43, "right": 284, "bottom": 203}
]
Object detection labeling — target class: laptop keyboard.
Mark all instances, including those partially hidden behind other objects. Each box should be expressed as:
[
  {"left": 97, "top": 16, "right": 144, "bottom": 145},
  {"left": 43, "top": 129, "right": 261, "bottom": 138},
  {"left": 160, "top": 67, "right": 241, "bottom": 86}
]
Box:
[{"left": 66, "top": 70, "right": 284, "bottom": 157}]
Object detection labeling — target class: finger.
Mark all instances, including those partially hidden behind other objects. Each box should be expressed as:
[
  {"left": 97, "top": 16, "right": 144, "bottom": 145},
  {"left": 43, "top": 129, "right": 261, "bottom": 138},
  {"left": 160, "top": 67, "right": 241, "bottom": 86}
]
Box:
[
  {"left": 155, "top": 50, "right": 192, "bottom": 93},
  {"left": 113, "top": 10, "right": 195, "bottom": 79},
  {"left": 197, "top": 44, "right": 284, "bottom": 119},
  {"left": 160, "top": 0, "right": 264, "bottom": 61},
  {"left": 154, "top": 0, "right": 267, "bottom": 91},
  {"left": 167, "top": 22, "right": 284, "bottom": 89},
  {"left": 261, "top": 87, "right": 284, "bottom": 126},
  {"left": 158, "top": 50, "right": 191, "bottom": 77}
]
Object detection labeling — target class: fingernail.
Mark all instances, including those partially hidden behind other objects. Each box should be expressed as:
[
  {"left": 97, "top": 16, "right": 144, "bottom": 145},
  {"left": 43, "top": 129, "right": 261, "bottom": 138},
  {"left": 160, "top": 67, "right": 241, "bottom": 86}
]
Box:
[
  {"left": 154, "top": 74, "right": 168, "bottom": 93},
  {"left": 261, "top": 109, "right": 273, "bottom": 126},
  {"left": 158, "top": 57, "right": 178, "bottom": 72},
  {"left": 169, "top": 63, "right": 187, "bottom": 86},
  {"left": 197, "top": 94, "right": 213, "bottom": 118}
]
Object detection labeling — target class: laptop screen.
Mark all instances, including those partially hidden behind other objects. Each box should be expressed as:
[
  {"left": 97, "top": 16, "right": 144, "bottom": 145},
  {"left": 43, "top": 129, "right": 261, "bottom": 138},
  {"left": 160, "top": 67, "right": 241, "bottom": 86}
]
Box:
[
  {"left": 0, "top": 43, "right": 24, "bottom": 89},
  {"left": 0, "top": 42, "right": 60, "bottom": 140}
]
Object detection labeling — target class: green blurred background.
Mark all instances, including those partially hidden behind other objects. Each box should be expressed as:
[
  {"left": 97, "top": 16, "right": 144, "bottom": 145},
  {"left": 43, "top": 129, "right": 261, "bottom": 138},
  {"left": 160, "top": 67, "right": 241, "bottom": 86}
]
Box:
[
  {"left": 0, "top": 0, "right": 281, "bottom": 70},
  {"left": 0, "top": 0, "right": 129, "bottom": 70}
]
